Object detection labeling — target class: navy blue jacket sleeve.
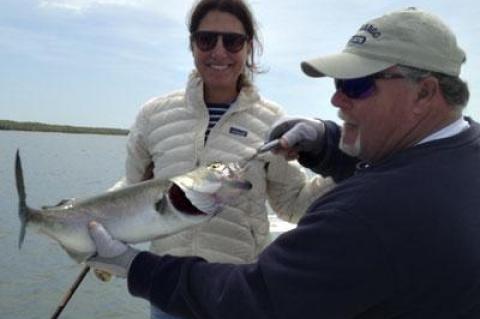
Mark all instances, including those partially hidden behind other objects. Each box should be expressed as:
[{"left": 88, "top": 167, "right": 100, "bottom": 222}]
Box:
[
  {"left": 298, "top": 120, "right": 359, "bottom": 182},
  {"left": 127, "top": 207, "right": 393, "bottom": 319}
]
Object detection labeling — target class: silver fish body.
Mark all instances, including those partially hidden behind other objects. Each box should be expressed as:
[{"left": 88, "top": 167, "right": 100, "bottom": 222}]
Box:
[{"left": 15, "top": 151, "right": 252, "bottom": 261}]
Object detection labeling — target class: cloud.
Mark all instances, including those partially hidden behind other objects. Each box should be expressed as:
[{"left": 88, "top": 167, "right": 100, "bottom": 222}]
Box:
[
  {"left": 38, "top": 0, "right": 196, "bottom": 22},
  {"left": 39, "top": 0, "right": 145, "bottom": 12},
  {"left": 1, "top": 0, "right": 194, "bottom": 73}
]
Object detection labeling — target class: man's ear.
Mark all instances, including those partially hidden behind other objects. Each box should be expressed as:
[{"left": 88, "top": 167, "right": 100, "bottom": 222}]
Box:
[
  {"left": 416, "top": 77, "right": 438, "bottom": 101},
  {"left": 413, "top": 77, "right": 438, "bottom": 114},
  {"left": 418, "top": 88, "right": 429, "bottom": 99}
]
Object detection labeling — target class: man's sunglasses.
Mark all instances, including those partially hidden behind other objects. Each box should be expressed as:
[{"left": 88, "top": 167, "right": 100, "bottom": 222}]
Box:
[
  {"left": 191, "top": 31, "right": 249, "bottom": 53},
  {"left": 335, "top": 72, "right": 405, "bottom": 99}
]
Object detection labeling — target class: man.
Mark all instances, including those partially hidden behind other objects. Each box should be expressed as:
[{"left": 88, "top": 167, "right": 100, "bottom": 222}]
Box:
[{"left": 87, "top": 8, "right": 480, "bottom": 318}]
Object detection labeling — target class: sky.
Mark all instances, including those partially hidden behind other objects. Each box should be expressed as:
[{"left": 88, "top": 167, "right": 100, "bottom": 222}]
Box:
[{"left": 1, "top": 0, "right": 479, "bottom": 129}]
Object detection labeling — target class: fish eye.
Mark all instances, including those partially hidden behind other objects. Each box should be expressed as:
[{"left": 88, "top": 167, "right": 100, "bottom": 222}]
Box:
[
  {"left": 206, "top": 162, "right": 239, "bottom": 179},
  {"left": 208, "top": 162, "right": 224, "bottom": 170}
]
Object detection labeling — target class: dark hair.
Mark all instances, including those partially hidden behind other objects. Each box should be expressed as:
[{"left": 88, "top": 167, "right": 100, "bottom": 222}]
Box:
[
  {"left": 432, "top": 72, "right": 469, "bottom": 109},
  {"left": 188, "top": 0, "right": 263, "bottom": 88}
]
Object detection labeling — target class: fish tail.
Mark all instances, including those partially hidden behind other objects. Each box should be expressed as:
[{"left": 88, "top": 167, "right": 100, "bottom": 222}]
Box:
[{"left": 15, "top": 150, "right": 30, "bottom": 249}]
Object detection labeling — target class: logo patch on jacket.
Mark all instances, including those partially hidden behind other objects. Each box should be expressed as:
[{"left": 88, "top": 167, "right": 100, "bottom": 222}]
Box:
[{"left": 229, "top": 127, "right": 248, "bottom": 137}]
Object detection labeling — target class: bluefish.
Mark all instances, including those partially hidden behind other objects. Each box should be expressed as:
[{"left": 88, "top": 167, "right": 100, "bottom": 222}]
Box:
[{"left": 15, "top": 150, "right": 252, "bottom": 261}]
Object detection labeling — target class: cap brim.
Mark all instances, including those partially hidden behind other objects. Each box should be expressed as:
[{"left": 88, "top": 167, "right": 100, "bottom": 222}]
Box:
[{"left": 301, "top": 52, "right": 395, "bottom": 79}]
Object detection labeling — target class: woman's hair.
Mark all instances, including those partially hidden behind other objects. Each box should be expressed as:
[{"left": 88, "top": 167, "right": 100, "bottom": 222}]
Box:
[{"left": 188, "top": 0, "right": 263, "bottom": 88}]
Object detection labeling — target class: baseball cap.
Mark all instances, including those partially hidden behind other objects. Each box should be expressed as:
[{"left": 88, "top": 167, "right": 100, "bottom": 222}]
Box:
[{"left": 301, "top": 7, "right": 466, "bottom": 79}]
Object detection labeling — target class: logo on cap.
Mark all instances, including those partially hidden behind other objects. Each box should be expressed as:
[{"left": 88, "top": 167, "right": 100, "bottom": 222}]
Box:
[
  {"left": 349, "top": 35, "right": 366, "bottom": 45},
  {"left": 359, "top": 23, "right": 382, "bottom": 38}
]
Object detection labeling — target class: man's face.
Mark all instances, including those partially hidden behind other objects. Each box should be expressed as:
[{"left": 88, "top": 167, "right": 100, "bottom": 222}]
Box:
[{"left": 331, "top": 68, "right": 420, "bottom": 163}]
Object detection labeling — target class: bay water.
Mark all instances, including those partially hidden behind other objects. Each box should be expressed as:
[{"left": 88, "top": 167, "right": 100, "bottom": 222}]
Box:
[{"left": 0, "top": 131, "right": 149, "bottom": 319}]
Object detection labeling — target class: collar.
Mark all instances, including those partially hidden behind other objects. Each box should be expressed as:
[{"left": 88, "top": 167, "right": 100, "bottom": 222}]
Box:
[
  {"left": 186, "top": 70, "right": 260, "bottom": 114},
  {"left": 358, "top": 117, "right": 471, "bottom": 170},
  {"left": 417, "top": 117, "right": 470, "bottom": 145}
]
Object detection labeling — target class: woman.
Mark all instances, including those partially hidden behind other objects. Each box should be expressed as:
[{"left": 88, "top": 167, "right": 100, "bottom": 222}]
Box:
[{"left": 115, "top": 0, "right": 334, "bottom": 318}]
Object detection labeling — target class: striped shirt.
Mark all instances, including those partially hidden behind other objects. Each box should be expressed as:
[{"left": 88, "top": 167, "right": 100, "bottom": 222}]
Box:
[{"left": 205, "top": 103, "right": 230, "bottom": 142}]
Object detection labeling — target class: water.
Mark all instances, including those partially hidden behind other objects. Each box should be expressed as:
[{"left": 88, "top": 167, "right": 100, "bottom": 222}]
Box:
[
  {"left": 0, "top": 130, "right": 295, "bottom": 319},
  {"left": 0, "top": 131, "right": 150, "bottom": 319}
]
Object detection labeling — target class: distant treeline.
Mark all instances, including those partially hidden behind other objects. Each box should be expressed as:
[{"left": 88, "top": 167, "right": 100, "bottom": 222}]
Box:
[{"left": 0, "top": 120, "right": 129, "bottom": 136}]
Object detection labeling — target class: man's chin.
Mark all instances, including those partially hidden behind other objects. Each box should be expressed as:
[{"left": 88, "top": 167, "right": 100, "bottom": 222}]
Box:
[{"left": 339, "top": 137, "right": 361, "bottom": 157}]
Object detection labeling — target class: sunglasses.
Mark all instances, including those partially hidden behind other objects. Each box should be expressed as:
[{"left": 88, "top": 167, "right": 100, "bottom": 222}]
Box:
[
  {"left": 335, "top": 72, "right": 405, "bottom": 99},
  {"left": 191, "top": 31, "right": 249, "bottom": 53}
]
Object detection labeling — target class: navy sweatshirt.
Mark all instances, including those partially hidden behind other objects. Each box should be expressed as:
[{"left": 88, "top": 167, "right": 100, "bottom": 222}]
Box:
[{"left": 128, "top": 118, "right": 480, "bottom": 318}]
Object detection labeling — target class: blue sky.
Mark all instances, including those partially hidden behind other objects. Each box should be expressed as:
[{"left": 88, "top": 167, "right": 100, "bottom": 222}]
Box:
[{"left": 1, "top": 0, "right": 479, "bottom": 129}]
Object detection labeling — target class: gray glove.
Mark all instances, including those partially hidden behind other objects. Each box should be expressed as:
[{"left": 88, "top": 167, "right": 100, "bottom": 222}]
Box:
[
  {"left": 266, "top": 117, "right": 325, "bottom": 159},
  {"left": 86, "top": 221, "right": 140, "bottom": 278}
]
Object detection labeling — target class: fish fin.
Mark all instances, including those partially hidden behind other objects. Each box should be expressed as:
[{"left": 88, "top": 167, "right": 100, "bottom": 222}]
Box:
[
  {"left": 41, "top": 198, "right": 76, "bottom": 209},
  {"left": 15, "top": 150, "right": 29, "bottom": 249},
  {"left": 154, "top": 194, "right": 166, "bottom": 214},
  {"left": 225, "top": 180, "right": 253, "bottom": 190},
  {"left": 62, "top": 245, "right": 89, "bottom": 263}
]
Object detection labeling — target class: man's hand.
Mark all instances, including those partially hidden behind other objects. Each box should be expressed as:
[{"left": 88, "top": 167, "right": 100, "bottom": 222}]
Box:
[
  {"left": 266, "top": 117, "right": 325, "bottom": 160},
  {"left": 86, "top": 221, "right": 140, "bottom": 278}
]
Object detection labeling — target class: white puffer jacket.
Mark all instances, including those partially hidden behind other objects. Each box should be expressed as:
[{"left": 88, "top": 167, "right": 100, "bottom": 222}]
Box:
[{"left": 118, "top": 72, "right": 335, "bottom": 263}]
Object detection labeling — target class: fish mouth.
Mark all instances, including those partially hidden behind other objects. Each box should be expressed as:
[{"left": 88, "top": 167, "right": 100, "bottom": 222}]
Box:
[{"left": 168, "top": 183, "right": 207, "bottom": 215}]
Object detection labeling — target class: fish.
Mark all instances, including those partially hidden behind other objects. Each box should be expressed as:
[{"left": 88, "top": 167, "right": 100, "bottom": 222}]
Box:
[{"left": 15, "top": 150, "right": 252, "bottom": 262}]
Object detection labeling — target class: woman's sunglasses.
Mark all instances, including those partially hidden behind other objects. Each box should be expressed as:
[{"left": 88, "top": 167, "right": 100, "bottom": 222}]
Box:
[
  {"left": 191, "top": 31, "right": 249, "bottom": 53},
  {"left": 335, "top": 72, "right": 405, "bottom": 99}
]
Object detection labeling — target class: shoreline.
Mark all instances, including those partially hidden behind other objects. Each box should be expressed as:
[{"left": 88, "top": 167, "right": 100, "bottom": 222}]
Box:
[{"left": 0, "top": 119, "right": 128, "bottom": 136}]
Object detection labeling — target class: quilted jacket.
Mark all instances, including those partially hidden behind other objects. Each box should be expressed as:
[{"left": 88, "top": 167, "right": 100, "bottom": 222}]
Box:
[{"left": 116, "top": 71, "right": 335, "bottom": 263}]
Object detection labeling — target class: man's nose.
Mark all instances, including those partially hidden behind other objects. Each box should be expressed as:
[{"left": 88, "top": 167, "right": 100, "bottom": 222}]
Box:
[{"left": 331, "top": 90, "right": 353, "bottom": 110}]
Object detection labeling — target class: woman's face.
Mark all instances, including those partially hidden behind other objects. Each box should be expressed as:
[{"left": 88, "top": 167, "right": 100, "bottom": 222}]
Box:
[{"left": 192, "top": 10, "right": 251, "bottom": 100}]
